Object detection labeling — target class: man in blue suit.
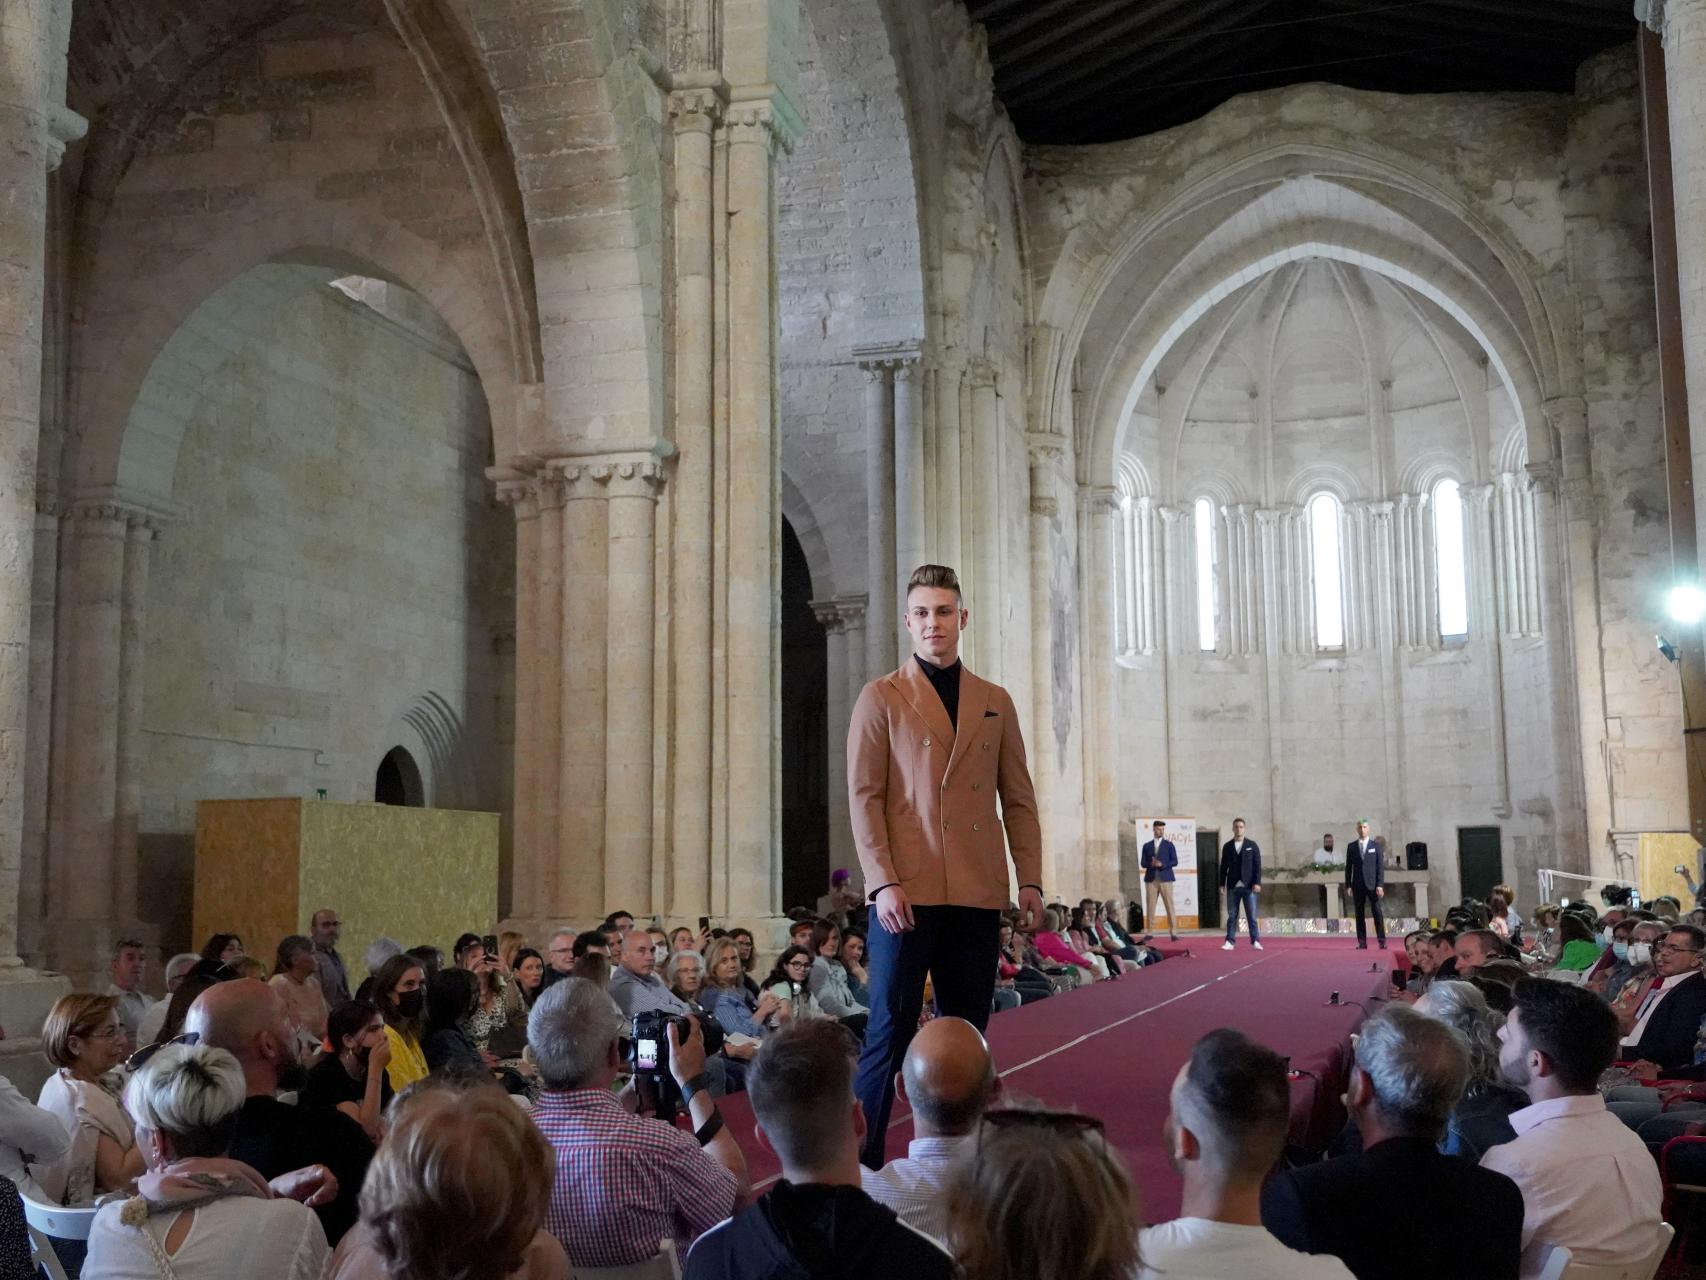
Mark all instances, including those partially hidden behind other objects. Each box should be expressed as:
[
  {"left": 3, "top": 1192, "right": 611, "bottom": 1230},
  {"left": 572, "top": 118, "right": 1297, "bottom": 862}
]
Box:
[
  {"left": 1219, "top": 818, "right": 1262, "bottom": 950},
  {"left": 1342, "top": 820, "right": 1386, "bottom": 950},
  {"left": 1140, "top": 819, "right": 1180, "bottom": 941}
]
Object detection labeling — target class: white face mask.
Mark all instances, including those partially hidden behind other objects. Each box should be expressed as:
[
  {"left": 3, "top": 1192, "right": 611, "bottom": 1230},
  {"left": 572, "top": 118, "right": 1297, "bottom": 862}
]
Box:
[
  {"left": 1629, "top": 942, "right": 1653, "bottom": 966},
  {"left": 1602, "top": 926, "right": 1616, "bottom": 944},
  {"left": 653, "top": 944, "right": 668, "bottom": 965}
]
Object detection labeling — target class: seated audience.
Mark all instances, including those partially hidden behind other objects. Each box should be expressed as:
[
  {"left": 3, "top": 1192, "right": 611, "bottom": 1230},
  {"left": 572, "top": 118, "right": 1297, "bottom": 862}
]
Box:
[
  {"left": 862, "top": 1017, "right": 998, "bottom": 1239},
  {"left": 788, "top": 918, "right": 815, "bottom": 950},
  {"left": 728, "top": 927, "right": 762, "bottom": 997},
  {"left": 1606, "top": 920, "right": 1664, "bottom": 1027},
  {"left": 270, "top": 934, "right": 330, "bottom": 1053},
  {"left": 352, "top": 938, "right": 403, "bottom": 1002},
  {"left": 232, "top": 957, "right": 270, "bottom": 981},
  {"left": 942, "top": 1107, "right": 1140, "bottom": 1280},
  {"left": 81, "top": 1043, "right": 328, "bottom": 1280},
  {"left": 671, "top": 926, "right": 699, "bottom": 953},
  {"left": 529, "top": 978, "right": 744, "bottom": 1268},
  {"left": 187, "top": 979, "right": 371, "bottom": 1243},
  {"left": 302, "top": 1001, "right": 392, "bottom": 1143},
  {"left": 453, "top": 933, "right": 526, "bottom": 1059},
  {"left": 838, "top": 929, "right": 871, "bottom": 1006},
  {"left": 1616, "top": 922, "right": 1706, "bottom": 1076},
  {"left": 685, "top": 1019, "right": 953, "bottom": 1279},
  {"left": 1482, "top": 979, "right": 1664, "bottom": 1276},
  {"left": 326, "top": 1080, "right": 569, "bottom": 1280},
  {"left": 107, "top": 938, "right": 152, "bottom": 1044},
  {"left": 200, "top": 934, "right": 245, "bottom": 967},
  {"left": 1426, "top": 929, "right": 1460, "bottom": 982},
  {"left": 570, "top": 930, "right": 608, "bottom": 960},
  {"left": 701, "top": 937, "right": 787, "bottom": 1038},
  {"left": 0, "top": 1068, "right": 69, "bottom": 1202},
  {"left": 423, "top": 968, "right": 487, "bottom": 1079},
  {"left": 402, "top": 944, "right": 442, "bottom": 981},
  {"left": 1529, "top": 904, "right": 1561, "bottom": 959},
  {"left": 1585, "top": 916, "right": 1636, "bottom": 998},
  {"left": 1413, "top": 980, "right": 1523, "bottom": 1159},
  {"left": 809, "top": 919, "right": 870, "bottom": 1034},
  {"left": 34, "top": 993, "right": 144, "bottom": 1204},
  {"left": 512, "top": 947, "right": 545, "bottom": 1009},
  {"left": 1453, "top": 928, "right": 1503, "bottom": 979},
  {"left": 369, "top": 955, "right": 429, "bottom": 1093},
  {"left": 1261, "top": 1005, "right": 1523, "bottom": 1279},
  {"left": 0, "top": 1179, "right": 31, "bottom": 1280},
  {"left": 1551, "top": 913, "right": 1601, "bottom": 971},
  {"left": 539, "top": 930, "right": 577, "bottom": 992},
  {"left": 570, "top": 952, "right": 611, "bottom": 988},
  {"left": 997, "top": 920, "right": 1055, "bottom": 1004},
  {"left": 605, "top": 909, "right": 636, "bottom": 934},
  {"left": 1140, "top": 1028, "right": 1352, "bottom": 1279},
  {"left": 1487, "top": 892, "right": 1511, "bottom": 940},
  {"left": 136, "top": 953, "right": 200, "bottom": 1047},
  {"left": 1069, "top": 905, "right": 1121, "bottom": 977},
  {"left": 762, "top": 945, "right": 825, "bottom": 1024},
  {"left": 1033, "top": 907, "right": 1101, "bottom": 979}
]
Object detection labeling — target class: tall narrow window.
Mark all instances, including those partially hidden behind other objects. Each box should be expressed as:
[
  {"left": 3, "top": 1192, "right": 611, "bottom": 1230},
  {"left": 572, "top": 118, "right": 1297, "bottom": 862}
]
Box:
[
  {"left": 1193, "top": 497, "right": 1217, "bottom": 652},
  {"left": 1308, "top": 493, "right": 1345, "bottom": 649},
  {"left": 1434, "top": 478, "right": 1469, "bottom": 639}
]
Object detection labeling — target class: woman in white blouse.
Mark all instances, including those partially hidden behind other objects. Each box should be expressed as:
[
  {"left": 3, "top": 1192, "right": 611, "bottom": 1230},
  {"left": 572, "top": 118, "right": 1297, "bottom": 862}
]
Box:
[
  {"left": 33, "top": 994, "right": 142, "bottom": 1205},
  {"left": 81, "top": 1042, "right": 327, "bottom": 1280}
]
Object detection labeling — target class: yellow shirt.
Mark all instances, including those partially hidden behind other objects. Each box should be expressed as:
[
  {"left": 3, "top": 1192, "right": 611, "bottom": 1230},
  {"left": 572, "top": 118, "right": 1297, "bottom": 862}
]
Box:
[{"left": 383, "top": 1024, "right": 427, "bottom": 1092}]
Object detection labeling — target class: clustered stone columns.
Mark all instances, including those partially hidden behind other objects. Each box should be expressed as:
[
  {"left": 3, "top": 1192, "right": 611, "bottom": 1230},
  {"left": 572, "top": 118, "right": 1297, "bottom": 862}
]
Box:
[
  {"left": 808, "top": 595, "right": 867, "bottom": 890},
  {"left": 1075, "top": 478, "right": 1121, "bottom": 896},
  {"left": 1641, "top": 0, "right": 1706, "bottom": 564},
  {"left": 854, "top": 344, "right": 923, "bottom": 678}
]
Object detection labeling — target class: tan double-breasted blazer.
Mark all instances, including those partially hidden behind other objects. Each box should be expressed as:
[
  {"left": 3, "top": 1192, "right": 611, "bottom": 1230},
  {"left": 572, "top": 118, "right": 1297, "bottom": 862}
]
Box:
[{"left": 846, "top": 657, "right": 1042, "bottom": 909}]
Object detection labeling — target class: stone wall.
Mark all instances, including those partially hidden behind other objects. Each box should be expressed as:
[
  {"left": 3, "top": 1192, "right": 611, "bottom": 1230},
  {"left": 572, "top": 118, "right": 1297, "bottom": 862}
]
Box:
[{"left": 135, "top": 267, "right": 506, "bottom": 952}]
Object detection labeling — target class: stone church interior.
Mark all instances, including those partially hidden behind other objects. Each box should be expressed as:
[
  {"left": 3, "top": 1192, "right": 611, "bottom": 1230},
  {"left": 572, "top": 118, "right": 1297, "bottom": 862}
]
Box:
[{"left": 2, "top": 0, "right": 1702, "bottom": 1158}]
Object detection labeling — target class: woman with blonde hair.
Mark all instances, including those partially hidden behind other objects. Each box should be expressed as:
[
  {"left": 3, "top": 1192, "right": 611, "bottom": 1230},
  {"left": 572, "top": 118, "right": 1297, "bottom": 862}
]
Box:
[
  {"left": 81, "top": 1043, "right": 327, "bottom": 1280},
  {"left": 326, "top": 1079, "right": 568, "bottom": 1279},
  {"left": 943, "top": 1110, "right": 1142, "bottom": 1280},
  {"left": 34, "top": 994, "right": 143, "bottom": 1204}
]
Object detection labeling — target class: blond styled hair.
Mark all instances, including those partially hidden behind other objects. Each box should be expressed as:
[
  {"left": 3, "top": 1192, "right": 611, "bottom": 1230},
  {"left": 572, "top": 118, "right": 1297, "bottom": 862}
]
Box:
[
  {"left": 907, "top": 563, "right": 962, "bottom": 602},
  {"left": 360, "top": 1080, "right": 553, "bottom": 1280},
  {"left": 944, "top": 1118, "right": 1142, "bottom": 1280},
  {"left": 42, "top": 993, "right": 119, "bottom": 1069}
]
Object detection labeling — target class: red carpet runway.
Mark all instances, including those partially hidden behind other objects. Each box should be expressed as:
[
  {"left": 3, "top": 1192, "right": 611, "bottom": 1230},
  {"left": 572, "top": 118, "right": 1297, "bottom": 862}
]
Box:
[{"left": 718, "top": 936, "right": 1403, "bottom": 1222}]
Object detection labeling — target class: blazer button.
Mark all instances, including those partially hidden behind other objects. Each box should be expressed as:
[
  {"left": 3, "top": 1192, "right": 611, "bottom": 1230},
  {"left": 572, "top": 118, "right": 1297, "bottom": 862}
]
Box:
[
  {"left": 972, "top": 782, "right": 981, "bottom": 792},
  {"left": 973, "top": 822, "right": 981, "bottom": 831},
  {"left": 982, "top": 741, "right": 990, "bottom": 750},
  {"left": 922, "top": 737, "right": 930, "bottom": 747}
]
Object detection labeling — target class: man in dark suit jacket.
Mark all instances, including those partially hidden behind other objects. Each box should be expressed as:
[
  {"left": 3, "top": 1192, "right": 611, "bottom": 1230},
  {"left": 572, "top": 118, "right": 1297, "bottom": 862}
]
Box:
[
  {"left": 1342, "top": 821, "right": 1386, "bottom": 950},
  {"left": 1218, "top": 818, "right": 1262, "bottom": 950},
  {"left": 1620, "top": 923, "right": 1706, "bottom": 1075},
  {"left": 1140, "top": 818, "right": 1180, "bottom": 940},
  {"left": 1261, "top": 1005, "right": 1524, "bottom": 1279}
]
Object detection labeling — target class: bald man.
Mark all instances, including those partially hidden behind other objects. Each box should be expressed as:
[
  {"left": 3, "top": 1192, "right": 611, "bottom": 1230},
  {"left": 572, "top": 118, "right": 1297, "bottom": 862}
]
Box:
[
  {"left": 186, "top": 979, "right": 371, "bottom": 1243},
  {"left": 861, "top": 1016, "right": 1000, "bottom": 1239}
]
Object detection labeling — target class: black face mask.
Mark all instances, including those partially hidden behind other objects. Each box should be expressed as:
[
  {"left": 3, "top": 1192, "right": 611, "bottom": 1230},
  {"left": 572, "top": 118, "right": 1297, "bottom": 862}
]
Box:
[{"left": 395, "top": 989, "right": 424, "bottom": 1019}]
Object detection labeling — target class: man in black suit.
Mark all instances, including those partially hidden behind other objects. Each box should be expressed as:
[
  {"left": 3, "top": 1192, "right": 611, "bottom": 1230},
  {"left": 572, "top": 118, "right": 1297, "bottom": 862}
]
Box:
[
  {"left": 1218, "top": 818, "right": 1262, "bottom": 951},
  {"left": 1261, "top": 1005, "right": 1523, "bottom": 1279},
  {"left": 1620, "top": 923, "right": 1706, "bottom": 1076},
  {"left": 1342, "top": 820, "right": 1385, "bottom": 950}
]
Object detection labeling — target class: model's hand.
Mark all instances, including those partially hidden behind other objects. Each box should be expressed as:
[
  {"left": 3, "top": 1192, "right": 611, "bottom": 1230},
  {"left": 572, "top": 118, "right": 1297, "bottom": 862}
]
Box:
[
  {"left": 1017, "top": 886, "right": 1045, "bottom": 930},
  {"left": 1251, "top": 884, "right": 1261, "bottom": 894},
  {"left": 1343, "top": 885, "right": 1353, "bottom": 896},
  {"left": 875, "top": 884, "right": 916, "bottom": 933},
  {"left": 1375, "top": 887, "right": 1384, "bottom": 899}
]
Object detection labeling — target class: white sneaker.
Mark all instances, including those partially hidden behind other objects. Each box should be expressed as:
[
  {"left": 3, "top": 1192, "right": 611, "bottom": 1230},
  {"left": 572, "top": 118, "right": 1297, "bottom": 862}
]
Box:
[
  {"left": 1253, "top": 941, "right": 1264, "bottom": 950},
  {"left": 1221, "top": 941, "right": 1234, "bottom": 951}
]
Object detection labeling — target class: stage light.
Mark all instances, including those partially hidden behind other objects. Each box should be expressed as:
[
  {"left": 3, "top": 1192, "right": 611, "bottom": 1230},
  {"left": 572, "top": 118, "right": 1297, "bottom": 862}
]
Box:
[
  {"left": 1659, "top": 636, "right": 1680, "bottom": 665},
  {"left": 1668, "top": 584, "right": 1706, "bottom": 625}
]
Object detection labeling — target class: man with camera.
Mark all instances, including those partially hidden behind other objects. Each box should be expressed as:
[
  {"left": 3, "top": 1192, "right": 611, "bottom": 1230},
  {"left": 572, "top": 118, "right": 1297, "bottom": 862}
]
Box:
[
  {"left": 610, "top": 927, "right": 738, "bottom": 1094},
  {"left": 531, "top": 977, "right": 748, "bottom": 1270}
]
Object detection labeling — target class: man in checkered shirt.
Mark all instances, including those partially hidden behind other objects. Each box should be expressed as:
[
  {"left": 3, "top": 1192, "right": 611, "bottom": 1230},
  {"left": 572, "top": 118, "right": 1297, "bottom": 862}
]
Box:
[{"left": 530, "top": 977, "right": 747, "bottom": 1269}]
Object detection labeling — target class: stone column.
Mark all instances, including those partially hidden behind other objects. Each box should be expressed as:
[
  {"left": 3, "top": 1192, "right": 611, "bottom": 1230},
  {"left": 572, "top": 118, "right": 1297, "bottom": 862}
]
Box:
[
  {"left": 839, "top": 597, "right": 867, "bottom": 716},
  {"left": 559, "top": 464, "right": 607, "bottom": 917},
  {"left": 724, "top": 99, "right": 785, "bottom": 915},
  {"left": 0, "top": 0, "right": 81, "bottom": 972},
  {"left": 861, "top": 360, "right": 897, "bottom": 677},
  {"left": 1463, "top": 483, "right": 1514, "bottom": 818},
  {"left": 669, "top": 85, "right": 720, "bottom": 918},
  {"left": 894, "top": 356, "right": 925, "bottom": 601},
  {"left": 111, "top": 514, "right": 156, "bottom": 923},
  {"left": 933, "top": 357, "right": 965, "bottom": 574},
  {"left": 491, "top": 471, "right": 541, "bottom": 915},
  {"left": 19, "top": 495, "right": 57, "bottom": 961},
  {"left": 1642, "top": 0, "right": 1706, "bottom": 563},
  {"left": 1026, "top": 439, "right": 1061, "bottom": 895},
  {"left": 967, "top": 360, "right": 1001, "bottom": 677},
  {"left": 1081, "top": 482, "right": 1121, "bottom": 896},
  {"left": 604, "top": 457, "right": 665, "bottom": 914}
]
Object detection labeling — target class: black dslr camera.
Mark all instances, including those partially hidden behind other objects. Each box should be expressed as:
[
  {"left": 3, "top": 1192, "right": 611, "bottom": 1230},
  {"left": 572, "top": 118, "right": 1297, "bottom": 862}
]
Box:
[{"left": 629, "top": 1010, "right": 691, "bottom": 1121}]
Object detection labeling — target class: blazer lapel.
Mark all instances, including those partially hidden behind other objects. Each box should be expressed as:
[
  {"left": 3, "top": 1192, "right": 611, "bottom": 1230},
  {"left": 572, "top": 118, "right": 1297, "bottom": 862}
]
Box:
[
  {"left": 894, "top": 660, "right": 954, "bottom": 758},
  {"left": 944, "top": 669, "right": 990, "bottom": 780}
]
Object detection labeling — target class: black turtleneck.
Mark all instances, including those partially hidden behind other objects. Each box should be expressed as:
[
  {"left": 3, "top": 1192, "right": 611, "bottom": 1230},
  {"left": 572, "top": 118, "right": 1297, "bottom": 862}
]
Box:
[{"left": 915, "top": 653, "right": 962, "bottom": 730}]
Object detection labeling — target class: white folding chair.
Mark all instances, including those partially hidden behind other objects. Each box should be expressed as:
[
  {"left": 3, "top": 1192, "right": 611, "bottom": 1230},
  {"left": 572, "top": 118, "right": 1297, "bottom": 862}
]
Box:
[
  {"left": 1533, "top": 1222, "right": 1676, "bottom": 1280},
  {"left": 21, "top": 1197, "right": 100, "bottom": 1280},
  {"left": 575, "top": 1237, "right": 682, "bottom": 1280}
]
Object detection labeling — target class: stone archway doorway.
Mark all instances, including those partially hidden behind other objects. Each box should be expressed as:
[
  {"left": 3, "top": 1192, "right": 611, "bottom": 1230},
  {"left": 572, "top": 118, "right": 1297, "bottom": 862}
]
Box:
[{"left": 780, "top": 517, "right": 829, "bottom": 913}]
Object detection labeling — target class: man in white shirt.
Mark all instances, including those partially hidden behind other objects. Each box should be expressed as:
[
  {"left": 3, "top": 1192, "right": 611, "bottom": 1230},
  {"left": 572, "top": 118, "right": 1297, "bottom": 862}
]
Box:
[
  {"left": 1142, "top": 1028, "right": 1352, "bottom": 1279},
  {"left": 106, "top": 937, "right": 152, "bottom": 1044},
  {"left": 1314, "top": 833, "right": 1342, "bottom": 866},
  {"left": 1483, "top": 979, "right": 1663, "bottom": 1277},
  {"left": 862, "top": 1015, "right": 998, "bottom": 1240}
]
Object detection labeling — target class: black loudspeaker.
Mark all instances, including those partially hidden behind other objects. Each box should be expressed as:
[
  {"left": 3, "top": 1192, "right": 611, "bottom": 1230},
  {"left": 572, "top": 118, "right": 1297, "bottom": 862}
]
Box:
[{"left": 1406, "top": 842, "right": 1428, "bottom": 871}]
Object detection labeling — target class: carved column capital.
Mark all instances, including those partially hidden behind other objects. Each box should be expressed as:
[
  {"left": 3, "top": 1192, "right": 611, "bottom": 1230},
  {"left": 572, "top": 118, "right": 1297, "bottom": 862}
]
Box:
[
  {"left": 834, "top": 593, "right": 868, "bottom": 630},
  {"left": 724, "top": 93, "right": 803, "bottom": 154},
  {"left": 668, "top": 86, "right": 724, "bottom": 133},
  {"left": 1461, "top": 482, "right": 1496, "bottom": 509},
  {"left": 967, "top": 357, "right": 998, "bottom": 391},
  {"left": 1639, "top": 0, "right": 1706, "bottom": 36}
]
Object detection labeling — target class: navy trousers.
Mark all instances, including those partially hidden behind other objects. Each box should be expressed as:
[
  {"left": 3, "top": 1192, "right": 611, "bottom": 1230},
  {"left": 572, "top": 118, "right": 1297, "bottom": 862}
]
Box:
[
  {"left": 1225, "top": 886, "right": 1260, "bottom": 942},
  {"left": 854, "top": 904, "right": 1000, "bottom": 1167}
]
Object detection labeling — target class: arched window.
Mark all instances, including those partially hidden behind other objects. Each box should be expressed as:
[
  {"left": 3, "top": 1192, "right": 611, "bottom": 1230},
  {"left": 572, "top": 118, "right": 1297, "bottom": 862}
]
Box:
[
  {"left": 1308, "top": 493, "right": 1345, "bottom": 649},
  {"left": 1193, "top": 497, "right": 1217, "bottom": 652},
  {"left": 1434, "top": 478, "right": 1469, "bottom": 639}
]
